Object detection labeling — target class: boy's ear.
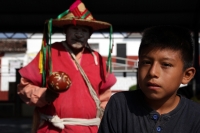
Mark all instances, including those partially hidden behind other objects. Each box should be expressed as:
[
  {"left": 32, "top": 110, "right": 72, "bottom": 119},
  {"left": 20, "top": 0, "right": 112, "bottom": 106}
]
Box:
[{"left": 182, "top": 67, "right": 196, "bottom": 84}]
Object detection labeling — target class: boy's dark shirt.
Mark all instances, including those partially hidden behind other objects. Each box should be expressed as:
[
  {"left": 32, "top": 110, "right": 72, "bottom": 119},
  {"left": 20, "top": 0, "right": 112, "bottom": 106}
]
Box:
[{"left": 98, "top": 89, "right": 200, "bottom": 133}]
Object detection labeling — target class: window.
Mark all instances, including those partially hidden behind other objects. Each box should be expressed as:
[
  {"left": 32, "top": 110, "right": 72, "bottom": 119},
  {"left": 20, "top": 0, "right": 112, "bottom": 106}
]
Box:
[{"left": 9, "top": 60, "right": 23, "bottom": 75}]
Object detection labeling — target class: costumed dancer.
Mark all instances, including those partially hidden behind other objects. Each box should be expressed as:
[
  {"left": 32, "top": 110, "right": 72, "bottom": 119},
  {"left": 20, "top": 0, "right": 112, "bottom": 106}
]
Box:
[{"left": 17, "top": 0, "right": 116, "bottom": 132}]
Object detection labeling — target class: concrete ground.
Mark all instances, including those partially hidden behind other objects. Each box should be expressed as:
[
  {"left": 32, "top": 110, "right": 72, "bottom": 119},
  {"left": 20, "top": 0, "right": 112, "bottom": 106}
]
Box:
[{"left": 0, "top": 118, "right": 32, "bottom": 133}]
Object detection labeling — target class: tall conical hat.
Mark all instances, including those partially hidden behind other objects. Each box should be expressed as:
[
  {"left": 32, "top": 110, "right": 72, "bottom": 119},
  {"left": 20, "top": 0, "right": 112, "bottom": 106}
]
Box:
[{"left": 51, "top": 0, "right": 111, "bottom": 31}]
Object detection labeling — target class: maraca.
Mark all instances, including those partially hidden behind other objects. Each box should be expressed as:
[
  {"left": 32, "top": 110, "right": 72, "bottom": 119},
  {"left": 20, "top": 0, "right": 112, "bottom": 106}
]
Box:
[{"left": 47, "top": 71, "right": 71, "bottom": 93}]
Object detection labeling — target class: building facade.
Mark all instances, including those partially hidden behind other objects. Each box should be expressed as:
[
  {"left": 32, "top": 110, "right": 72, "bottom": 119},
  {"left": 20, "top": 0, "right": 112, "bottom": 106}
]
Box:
[{"left": 0, "top": 32, "right": 141, "bottom": 101}]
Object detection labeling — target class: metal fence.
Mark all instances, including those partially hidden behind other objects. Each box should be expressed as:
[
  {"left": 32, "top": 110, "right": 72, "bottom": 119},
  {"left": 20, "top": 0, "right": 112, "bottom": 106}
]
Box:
[{"left": 111, "top": 56, "right": 138, "bottom": 72}]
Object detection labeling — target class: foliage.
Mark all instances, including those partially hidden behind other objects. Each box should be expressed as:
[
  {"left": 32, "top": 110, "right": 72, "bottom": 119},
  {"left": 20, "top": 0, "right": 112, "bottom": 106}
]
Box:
[{"left": 129, "top": 84, "right": 137, "bottom": 91}]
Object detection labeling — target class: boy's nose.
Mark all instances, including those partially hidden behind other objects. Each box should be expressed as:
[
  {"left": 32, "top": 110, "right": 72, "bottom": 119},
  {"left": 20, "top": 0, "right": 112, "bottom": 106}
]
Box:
[{"left": 149, "top": 63, "right": 160, "bottom": 78}]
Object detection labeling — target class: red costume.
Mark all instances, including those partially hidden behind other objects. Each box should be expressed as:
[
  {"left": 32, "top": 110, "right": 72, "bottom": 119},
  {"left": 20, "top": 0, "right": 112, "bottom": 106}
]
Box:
[
  {"left": 17, "top": 0, "right": 116, "bottom": 132},
  {"left": 18, "top": 42, "right": 116, "bottom": 132}
]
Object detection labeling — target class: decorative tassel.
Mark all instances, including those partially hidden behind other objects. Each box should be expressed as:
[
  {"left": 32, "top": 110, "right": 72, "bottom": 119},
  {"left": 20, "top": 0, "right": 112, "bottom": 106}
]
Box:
[
  {"left": 39, "top": 24, "right": 47, "bottom": 87},
  {"left": 48, "top": 19, "right": 53, "bottom": 76},
  {"left": 38, "top": 21, "right": 52, "bottom": 87},
  {"left": 39, "top": 8, "right": 70, "bottom": 87},
  {"left": 57, "top": 10, "right": 69, "bottom": 19},
  {"left": 39, "top": 46, "right": 43, "bottom": 74},
  {"left": 106, "top": 26, "right": 113, "bottom": 73}
]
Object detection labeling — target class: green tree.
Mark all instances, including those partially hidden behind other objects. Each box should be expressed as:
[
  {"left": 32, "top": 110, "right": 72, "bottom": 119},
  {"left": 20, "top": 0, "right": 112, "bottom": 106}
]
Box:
[{"left": 129, "top": 84, "right": 137, "bottom": 91}]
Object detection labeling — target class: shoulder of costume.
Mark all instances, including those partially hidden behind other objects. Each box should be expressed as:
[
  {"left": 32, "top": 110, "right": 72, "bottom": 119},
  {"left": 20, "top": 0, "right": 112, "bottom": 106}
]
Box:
[
  {"left": 50, "top": 41, "right": 64, "bottom": 49},
  {"left": 51, "top": 41, "right": 63, "bottom": 46},
  {"left": 86, "top": 47, "right": 101, "bottom": 55}
]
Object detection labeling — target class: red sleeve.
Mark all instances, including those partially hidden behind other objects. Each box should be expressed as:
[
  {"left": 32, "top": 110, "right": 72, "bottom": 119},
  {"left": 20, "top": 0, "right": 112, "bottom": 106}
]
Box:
[
  {"left": 100, "top": 73, "right": 116, "bottom": 91},
  {"left": 19, "top": 52, "right": 42, "bottom": 86},
  {"left": 98, "top": 53, "right": 117, "bottom": 92}
]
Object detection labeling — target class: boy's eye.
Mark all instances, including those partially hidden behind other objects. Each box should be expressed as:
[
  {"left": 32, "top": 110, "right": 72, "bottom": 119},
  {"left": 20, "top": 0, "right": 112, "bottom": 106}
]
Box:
[
  {"left": 141, "top": 60, "right": 151, "bottom": 65},
  {"left": 162, "top": 63, "right": 172, "bottom": 67}
]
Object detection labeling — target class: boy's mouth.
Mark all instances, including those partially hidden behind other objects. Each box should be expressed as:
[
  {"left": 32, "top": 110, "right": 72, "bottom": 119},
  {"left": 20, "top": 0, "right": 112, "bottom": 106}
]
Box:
[{"left": 146, "top": 82, "right": 161, "bottom": 89}]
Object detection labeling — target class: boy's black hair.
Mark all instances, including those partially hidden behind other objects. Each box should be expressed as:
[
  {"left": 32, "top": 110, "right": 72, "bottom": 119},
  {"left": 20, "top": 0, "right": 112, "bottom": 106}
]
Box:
[{"left": 138, "top": 25, "right": 194, "bottom": 70}]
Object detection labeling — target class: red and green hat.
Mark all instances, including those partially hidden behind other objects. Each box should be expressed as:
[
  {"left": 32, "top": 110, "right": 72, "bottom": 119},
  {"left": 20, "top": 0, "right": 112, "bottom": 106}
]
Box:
[
  {"left": 52, "top": 0, "right": 111, "bottom": 31},
  {"left": 39, "top": 0, "right": 113, "bottom": 87}
]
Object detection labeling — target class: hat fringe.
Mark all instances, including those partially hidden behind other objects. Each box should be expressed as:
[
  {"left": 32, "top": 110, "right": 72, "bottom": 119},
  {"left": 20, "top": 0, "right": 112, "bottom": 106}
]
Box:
[
  {"left": 39, "top": 21, "right": 53, "bottom": 87},
  {"left": 106, "top": 26, "right": 113, "bottom": 73},
  {"left": 57, "top": 10, "right": 69, "bottom": 19}
]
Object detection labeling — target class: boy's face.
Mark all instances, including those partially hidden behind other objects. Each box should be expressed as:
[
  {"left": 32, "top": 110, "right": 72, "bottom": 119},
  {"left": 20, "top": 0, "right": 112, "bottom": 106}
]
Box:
[{"left": 138, "top": 48, "right": 195, "bottom": 101}]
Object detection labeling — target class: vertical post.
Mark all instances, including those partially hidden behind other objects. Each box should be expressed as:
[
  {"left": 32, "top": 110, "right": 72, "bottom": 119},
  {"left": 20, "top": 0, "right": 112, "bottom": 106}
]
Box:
[
  {"left": 123, "top": 72, "right": 126, "bottom": 77},
  {"left": 15, "top": 68, "right": 22, "bottom": 117},
  {"left": 0, "top": 52, "right": 4, "bottom": 91}
]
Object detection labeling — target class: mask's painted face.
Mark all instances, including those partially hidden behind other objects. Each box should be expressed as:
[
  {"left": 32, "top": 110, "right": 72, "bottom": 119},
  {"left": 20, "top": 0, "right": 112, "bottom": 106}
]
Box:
[{"left": 65, "top": 25, "right": 91, "bottom": 51}]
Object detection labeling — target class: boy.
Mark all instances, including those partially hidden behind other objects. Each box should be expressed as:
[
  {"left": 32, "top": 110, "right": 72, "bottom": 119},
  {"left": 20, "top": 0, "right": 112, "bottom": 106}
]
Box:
[{"left": 98, "top": 25, "right": 200, "bottom": 133}]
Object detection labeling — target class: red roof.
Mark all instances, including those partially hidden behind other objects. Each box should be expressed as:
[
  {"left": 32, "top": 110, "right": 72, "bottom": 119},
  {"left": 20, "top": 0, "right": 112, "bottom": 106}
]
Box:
[{"left": 0, "top": 39, "right": 27, "bottom": 52}]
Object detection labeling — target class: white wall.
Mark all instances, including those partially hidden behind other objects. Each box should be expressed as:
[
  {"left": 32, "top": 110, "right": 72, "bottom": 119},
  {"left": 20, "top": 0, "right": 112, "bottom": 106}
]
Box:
[
  {"left": 1, "top": 53, "right": 25, "bottom": 91},
  {"left": 1, "top": 33, "right": 141, "bottom": 91},
  {"left": 26, "top": 32, "right": 141, "bottom": 58},
  {"left": 111, "top": 77, "right": 137, "bottom": 91},
  {"left": 126, "top": 39, "right": 141, "bottom": 56}
]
